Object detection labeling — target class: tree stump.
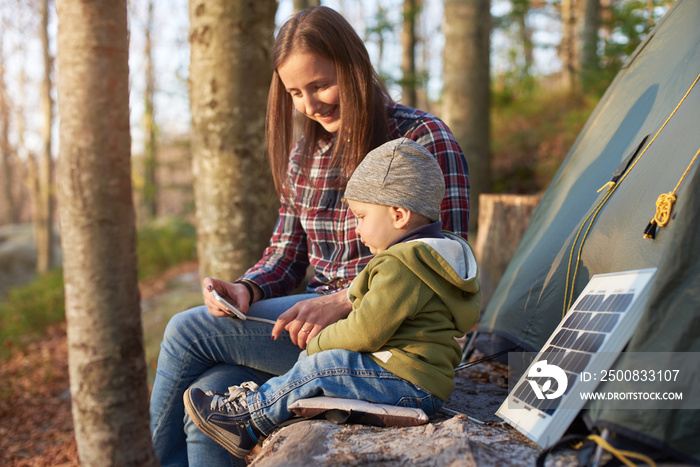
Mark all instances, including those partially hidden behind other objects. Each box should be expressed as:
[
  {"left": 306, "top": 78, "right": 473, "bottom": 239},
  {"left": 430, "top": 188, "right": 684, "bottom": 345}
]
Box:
[{"left": 474, "top": 194, "right": 542, "bottom": 311}]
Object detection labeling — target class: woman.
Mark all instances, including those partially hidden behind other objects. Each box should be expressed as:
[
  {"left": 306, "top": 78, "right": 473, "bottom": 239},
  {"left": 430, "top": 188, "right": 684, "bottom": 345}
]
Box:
[{"left": 150, "top": 6, "right": 470, "bottom": 466}]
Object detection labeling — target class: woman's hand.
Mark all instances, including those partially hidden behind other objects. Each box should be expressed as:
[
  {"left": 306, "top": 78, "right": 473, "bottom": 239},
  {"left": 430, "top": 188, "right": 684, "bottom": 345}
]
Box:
[
  {"left": 271, "top": 291, "right": 352, "bottom": 350},
  {"left": 201, "top": 277, "right": 253, "bottom": 318}
]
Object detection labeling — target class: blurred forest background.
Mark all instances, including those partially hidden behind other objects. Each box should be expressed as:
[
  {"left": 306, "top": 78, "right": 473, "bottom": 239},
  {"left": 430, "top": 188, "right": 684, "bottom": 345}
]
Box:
[
  {"left": 0, "top": 0, "right": 675, "bottom": 362},
  {"left": 0, "top": 0, "right": 675, "bottom": 463},
  {"left": 0, "top": 0, "right": 675, "bottom": 363}
]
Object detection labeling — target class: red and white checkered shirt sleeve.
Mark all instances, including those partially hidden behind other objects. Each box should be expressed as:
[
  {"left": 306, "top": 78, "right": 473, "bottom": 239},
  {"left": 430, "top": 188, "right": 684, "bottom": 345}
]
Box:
[{"left": 239, "top": 200, "right": 312, "bottom": 299}]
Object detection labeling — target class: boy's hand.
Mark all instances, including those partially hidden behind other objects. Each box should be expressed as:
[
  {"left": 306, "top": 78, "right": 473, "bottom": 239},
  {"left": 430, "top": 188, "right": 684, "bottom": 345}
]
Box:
[{"left": 272, "top": 291, "right": 352, "bottom": 350}]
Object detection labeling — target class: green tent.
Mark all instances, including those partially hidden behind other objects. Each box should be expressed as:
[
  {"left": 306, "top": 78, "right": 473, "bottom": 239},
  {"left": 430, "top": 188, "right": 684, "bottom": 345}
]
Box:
[{"left": 477, "top": 0, "right": 700, "bottom": 462}]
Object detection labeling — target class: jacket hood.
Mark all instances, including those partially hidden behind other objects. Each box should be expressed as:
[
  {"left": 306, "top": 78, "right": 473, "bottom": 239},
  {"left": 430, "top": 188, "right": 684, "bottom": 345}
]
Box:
[
  {"left": 405, "top": 231, "right": 479, "bottom": 290},
  {"left": 384, "top": 231, "right": 481, "bottom": 331}
]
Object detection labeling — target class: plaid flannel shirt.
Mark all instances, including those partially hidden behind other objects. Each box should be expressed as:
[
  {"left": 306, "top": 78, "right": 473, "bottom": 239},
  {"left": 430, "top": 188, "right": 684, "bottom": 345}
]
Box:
[{"left": 240, "top": 102, "right": 470, "bottom": 298}]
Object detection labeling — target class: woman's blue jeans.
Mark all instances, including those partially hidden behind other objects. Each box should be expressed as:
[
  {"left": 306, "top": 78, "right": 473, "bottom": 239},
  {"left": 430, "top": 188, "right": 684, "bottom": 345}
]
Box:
[
  {"left": 150, "top": 293, "right": 317, "bottom": 467},
  {"left": 248, "top": 348, "right": 443, "bottom": 435}
]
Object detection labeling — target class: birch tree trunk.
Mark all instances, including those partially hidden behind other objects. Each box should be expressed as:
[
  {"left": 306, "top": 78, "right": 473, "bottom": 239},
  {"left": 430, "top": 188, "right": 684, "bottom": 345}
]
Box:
[
  {"left": 142, "top": 0, "right": 158, "bottom": 221},
  {"left": 37, "top": 0, "right": 55, "bottom": 272},
  {"left": 0, "top": 37, "right": 18, "bottom": 224},
  {"left": 512, "top": 0, "right": 533, "bottom": 75},
  {"left": 17, "top": 71, "right": 40, "bottom": 233},
  {"left": 401, "top": 0, "right": 419, "bottom": 108},
  {"left": 190, "top": 0, "right": 278, "bottom": 280},
  {"left": 578, "top": 0, "right": 600, "bottom": 90},
  {"left": 56, "top": 0, "right": 157, "bottom": 464},
  {"left": 443, "top": 0, "right": 491, "bottom": 234},
  {"left": 559, "top": 0, "right": 578, "bottom": 92}
]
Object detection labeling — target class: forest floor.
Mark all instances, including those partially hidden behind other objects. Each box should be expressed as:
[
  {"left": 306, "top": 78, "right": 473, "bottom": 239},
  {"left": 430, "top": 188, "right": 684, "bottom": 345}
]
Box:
[
  {"left": 0, "top": 261, "right": 576, "bottom": 466},
  {"left": 0, "top": 321, "right": 77, "bottom": 466},
  {"left": 0, "top": 261, "right": 199, "bottom": 466}
]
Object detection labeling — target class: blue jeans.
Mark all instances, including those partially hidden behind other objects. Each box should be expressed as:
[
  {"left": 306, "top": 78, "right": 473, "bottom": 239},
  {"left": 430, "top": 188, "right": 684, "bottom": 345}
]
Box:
[
  {"left": 248, "top": 348, "right": 443, "bottom": 435},
  {"left": 150, "top": 293, "right": 318, "bottom": 467}
]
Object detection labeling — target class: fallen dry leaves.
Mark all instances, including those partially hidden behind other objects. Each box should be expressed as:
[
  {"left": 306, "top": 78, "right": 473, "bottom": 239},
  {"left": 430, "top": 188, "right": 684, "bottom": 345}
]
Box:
[
  {"left": 0, "top": 261, "right": 199, "bottom": 466},
  {"left": 0, "top": 322, "right": 78, "bottom": 466}
]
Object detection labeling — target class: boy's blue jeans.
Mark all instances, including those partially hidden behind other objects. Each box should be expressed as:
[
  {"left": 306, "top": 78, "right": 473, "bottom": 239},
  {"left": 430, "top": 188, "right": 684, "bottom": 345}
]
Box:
[{"left": 248, "top": 348, "right": 443, "bottom": 436}]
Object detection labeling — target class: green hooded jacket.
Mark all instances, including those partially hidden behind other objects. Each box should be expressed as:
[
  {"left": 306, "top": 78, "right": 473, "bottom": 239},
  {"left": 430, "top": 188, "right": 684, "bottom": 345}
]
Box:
[{"left": 307, "top": 231, "right": 481, "bottom": 401}]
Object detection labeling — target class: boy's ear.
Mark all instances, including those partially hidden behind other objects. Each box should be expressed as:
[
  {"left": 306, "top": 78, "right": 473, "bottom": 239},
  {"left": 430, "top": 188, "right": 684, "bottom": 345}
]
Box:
[{"left": 392, "top": 207, "right": 411, "bottom": 229}]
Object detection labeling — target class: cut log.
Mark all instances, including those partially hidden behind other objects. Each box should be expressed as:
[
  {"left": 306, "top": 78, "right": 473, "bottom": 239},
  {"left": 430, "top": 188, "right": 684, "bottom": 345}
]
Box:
[{"left": 474, "top": 193, "right": 542, "bottom": 310}]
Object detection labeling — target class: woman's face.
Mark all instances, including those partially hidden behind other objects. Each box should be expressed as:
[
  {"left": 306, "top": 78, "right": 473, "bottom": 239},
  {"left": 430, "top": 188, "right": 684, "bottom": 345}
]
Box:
[{"left": 277, "top": 52, "right": 341, "bottom": 134}]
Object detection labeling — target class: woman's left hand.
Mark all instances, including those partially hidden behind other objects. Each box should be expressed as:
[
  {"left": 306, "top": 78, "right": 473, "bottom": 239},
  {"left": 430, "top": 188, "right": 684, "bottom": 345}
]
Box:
[{"left": 271, "top": 291, "right": 352, "bottom": 350}]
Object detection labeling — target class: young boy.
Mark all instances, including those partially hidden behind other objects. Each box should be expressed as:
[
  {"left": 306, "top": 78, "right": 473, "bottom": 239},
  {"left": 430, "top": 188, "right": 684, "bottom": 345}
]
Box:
[{"left": 183, "top": 138, "right": 481, "bottom": 458}]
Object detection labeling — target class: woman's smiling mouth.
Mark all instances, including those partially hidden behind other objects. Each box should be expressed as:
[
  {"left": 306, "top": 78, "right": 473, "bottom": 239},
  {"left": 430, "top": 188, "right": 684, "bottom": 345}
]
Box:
[{"left": 315, "top": 106, "right": 338, "bottom": 121}]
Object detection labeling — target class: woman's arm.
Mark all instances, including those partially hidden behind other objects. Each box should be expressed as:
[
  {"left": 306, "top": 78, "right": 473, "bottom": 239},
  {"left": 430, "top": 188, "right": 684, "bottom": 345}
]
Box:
[
  {"left": 237, "top": 200, "right": 311, "bottom": 298},
  {"left": 271, "top": 290, "right": 353, "bottom": 349}
]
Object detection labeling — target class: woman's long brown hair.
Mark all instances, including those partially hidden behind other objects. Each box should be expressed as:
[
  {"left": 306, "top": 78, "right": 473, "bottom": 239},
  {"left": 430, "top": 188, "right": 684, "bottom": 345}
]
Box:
[{"left": 266, "top": 6, "right": 390, "bottom": 200}]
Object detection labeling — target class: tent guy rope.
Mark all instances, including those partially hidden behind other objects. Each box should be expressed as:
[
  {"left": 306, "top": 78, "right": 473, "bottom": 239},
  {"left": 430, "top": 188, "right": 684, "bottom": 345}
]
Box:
[
  {"left": 643, "top": 145, "right": 700, "bottom": 239},
  {"left": 587, "top": 434, "right": 657, "bottom": 467},
  {"left": 562, "top": 70, "right": 700, "bottom": 316}
]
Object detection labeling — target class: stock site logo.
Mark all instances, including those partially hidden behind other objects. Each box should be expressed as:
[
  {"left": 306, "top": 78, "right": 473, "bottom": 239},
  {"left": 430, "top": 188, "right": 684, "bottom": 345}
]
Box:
[{"left": 527, "top": 360, "right": 568, "bottom": 400}]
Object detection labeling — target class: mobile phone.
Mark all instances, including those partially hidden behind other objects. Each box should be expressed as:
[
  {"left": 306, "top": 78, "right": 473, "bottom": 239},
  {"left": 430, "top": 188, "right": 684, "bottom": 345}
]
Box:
[{"left": 212, "top": 289, "right": 247, "bottom": 320}]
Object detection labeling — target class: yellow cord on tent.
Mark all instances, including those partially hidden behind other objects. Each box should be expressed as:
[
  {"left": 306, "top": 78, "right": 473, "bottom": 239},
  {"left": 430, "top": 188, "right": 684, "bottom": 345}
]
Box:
[
  {"left": 643, "top": 146, "right": 700, "bottom": 239},
  {"left": 587, "top": 434, "right": 657, "bottom": 467},
  {"left": 562, "top": 71, "right": 700, "bottom": 316}
]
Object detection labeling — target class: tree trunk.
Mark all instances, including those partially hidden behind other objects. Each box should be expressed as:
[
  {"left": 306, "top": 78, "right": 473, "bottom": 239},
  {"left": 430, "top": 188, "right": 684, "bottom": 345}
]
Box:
[
  {"left": 189, "top": 0, "right": 278, "bottom": 281},
  {"left": 374, "top": 3, "right": 388, "bottom": 69},
  {"left": 293, "top": 0, "right": 320, "bottom": 12},
  {"left": 401, "top": 0, "right": 419, "bottom": 108},
  {"left": 559, "top": 0, "right": 579, "bottom": 93},
  {"left": 512, "top": 0, "right": 533, "bottom": 75},
  {"left": 442, "top": 0, "right": 491, "bottom": 234},
  {"left": 17, "top": 70, "right": 40, "bottom": 235},
  {"left": 599, "top": 0, "right": 613, "bottom": 43},
  {"left": 16, "top": 69, "right": 44, "bottom": 248},
  {"left": 56, "top": 0, "right": 157, "bottom": 464},
  {"left": 37, "top": 0, "right": 55, "bottom": 273},
  {"left": 474, "top": 194, "right": 541, "bottom": 311},
  {"left": 578, "top": 0, "right": 600, "bottom": 90},
  {"left": 0, "top": 37, "right": 18, "bottom": 224},
  {"left": 27, "top": 156, "right": 41, "bottom": 246},
  {"left": 142, "top": 0, "right": 158, "bottom": 221}
]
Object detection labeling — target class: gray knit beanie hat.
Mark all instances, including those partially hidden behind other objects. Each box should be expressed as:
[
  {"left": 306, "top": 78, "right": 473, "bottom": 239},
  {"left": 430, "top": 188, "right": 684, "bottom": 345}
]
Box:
[{"left": 344, "top": 138, "right": 445, "bottom": 221}]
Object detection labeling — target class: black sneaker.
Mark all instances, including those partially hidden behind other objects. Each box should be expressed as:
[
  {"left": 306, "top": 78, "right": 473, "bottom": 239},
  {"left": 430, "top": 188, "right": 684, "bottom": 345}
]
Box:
[{"left": 183, "top": 381, "right": 263, "bottom": 458}]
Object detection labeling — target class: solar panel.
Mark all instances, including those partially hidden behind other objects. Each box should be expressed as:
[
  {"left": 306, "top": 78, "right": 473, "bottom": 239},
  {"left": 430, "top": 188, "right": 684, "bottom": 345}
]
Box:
[{"left": 496, "top": 268, "right": 657, "bottom": 448}]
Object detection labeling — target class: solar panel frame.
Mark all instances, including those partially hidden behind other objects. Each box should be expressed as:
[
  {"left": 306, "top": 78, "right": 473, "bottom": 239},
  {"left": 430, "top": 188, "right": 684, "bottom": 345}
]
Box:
[{"left": 496, "top": 268, "right": 657, "bottom": 448}]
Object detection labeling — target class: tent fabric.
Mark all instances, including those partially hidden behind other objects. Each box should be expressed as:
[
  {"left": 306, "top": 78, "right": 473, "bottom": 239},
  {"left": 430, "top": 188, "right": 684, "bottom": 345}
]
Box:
[
  {"left": 584, "top": 163, "right": 700, "bottom": 463},
  {"left": 477, "top": 0, "right": 700, "bottom": 461}
]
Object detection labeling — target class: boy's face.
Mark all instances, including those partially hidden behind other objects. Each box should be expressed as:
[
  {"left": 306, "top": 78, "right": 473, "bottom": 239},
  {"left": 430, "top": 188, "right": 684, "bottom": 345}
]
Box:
[{"left": 347, "top": 200, "right": 406, "bottom": 255}]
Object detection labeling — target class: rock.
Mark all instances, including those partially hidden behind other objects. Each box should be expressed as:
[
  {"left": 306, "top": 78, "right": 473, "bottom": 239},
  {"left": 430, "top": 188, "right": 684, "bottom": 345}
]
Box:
[
  {"left": 0, "top": 224, "right": 62, "bottom": 297},
  {"left": 250, "top": 413, "right": 540, "bottom": 466},
  {"left": 0, "top": 225, "right": 38, "bottom": 297},
  {"left": 249, "top": 362, "right": 578, "bottom": 466}
]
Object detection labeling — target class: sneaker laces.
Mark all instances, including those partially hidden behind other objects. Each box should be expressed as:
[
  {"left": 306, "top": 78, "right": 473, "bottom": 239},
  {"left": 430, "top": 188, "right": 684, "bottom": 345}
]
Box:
[{"left": 207, "top": 381, "right": 259, "bottom": 414}]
